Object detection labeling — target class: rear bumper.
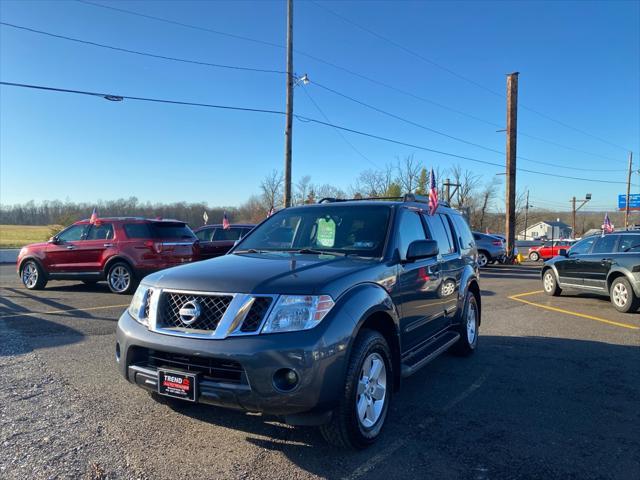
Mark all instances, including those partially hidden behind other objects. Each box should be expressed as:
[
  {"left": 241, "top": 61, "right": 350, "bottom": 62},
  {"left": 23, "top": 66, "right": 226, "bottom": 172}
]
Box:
[{"left": 115, "top": 309, "right": 353, "bottom": 421}]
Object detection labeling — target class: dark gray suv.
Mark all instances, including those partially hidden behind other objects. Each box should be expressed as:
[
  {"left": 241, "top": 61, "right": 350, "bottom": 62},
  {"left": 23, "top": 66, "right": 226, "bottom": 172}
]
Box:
[{"left": 116, "top": 195, "right": 481, "bottom": 448}]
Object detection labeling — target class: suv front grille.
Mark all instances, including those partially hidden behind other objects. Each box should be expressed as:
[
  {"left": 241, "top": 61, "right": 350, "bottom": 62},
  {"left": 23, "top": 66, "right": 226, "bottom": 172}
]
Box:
[
  {"left": 157, "top": 292, "right": 232, "bottom": 332},
  {"left": 134, "top": 347, "right": 246, "bottom": 384},
  {"left": 240, "top": 297, "right": 273, "bottom": 332}
]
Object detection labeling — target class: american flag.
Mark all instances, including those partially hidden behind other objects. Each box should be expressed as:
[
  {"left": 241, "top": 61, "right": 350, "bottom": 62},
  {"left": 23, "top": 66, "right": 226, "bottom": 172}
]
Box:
[
  {"left": 267, "top": 206, "right": 275, "bottom": 218},
  {"left": 89, "top": 207, "right": 98, "bottom": 224},
  {"left": 602, "top": 213, "right": 614, "bottom": 234},
  {"left": 222, "top": 211, "right": 230, "bottom": 230},
  {"left": 428, "top": 168, "right": 438, "bottom": 216}
]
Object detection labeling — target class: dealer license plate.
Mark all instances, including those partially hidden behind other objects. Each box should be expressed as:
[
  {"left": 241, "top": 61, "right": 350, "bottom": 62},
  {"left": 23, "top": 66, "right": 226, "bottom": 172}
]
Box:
[{"left": 157, "top": 369, "right": 197, "bottom": 402}]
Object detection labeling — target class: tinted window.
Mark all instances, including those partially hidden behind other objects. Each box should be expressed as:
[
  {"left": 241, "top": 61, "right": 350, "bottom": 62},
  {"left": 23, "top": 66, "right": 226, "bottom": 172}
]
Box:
[
  {"left": 58, "top": 225, "right": 86, "bottom": 242},
  {"left": 425, "top": 214, "right": 453, "bottom": 254},
  {"left": 473, "top": 233, "right": 482, "bottom": 241},
  {"left": 451, "top": 214, "right": 475, "bottom": 252},
  {"left": 618, "top": 235, "right": 640, "bottom": 252},
  {"left": 592, "top": 235, "right": 618, "bottom": 254},
  {"left": 238, "top": 205, "right": 391, "bottom": 257},
  {"left": 195, "top": 228, "right": 214, "bottom": 241},
  {"left": 398, "top": 210, "right": 426, "bottom": 260},
  {"left": 213, "top": 228, "right": 243, "bottom": 241},
  {"left": 124, "top": 223, "right": 151, "bottom": 239},
  {"left": 86, "top": 223, "right": 114, "bottom": 240},
  {"left": 569, "top": 237, "right": 596, "bottom": 255},
  {"left": 440, "top": 215, "right": 457, "bottom": 252},
  {"left": 150, "top": 223, "right": 196, "bottom": 240}
]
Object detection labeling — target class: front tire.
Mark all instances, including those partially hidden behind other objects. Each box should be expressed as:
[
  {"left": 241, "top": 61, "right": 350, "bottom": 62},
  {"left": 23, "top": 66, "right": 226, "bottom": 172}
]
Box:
[
  {"left": 542, "top": 269, "right": 562, "bottom": 296},
  {"left": 107, "top": 262, "right": 136, "bottom": 294},
  {"left": 451, "top": 291, "right": 479, "bottom": 356},
  {"left": 320, "top": 330, "right": 392, "bottom": 449},
  {"left": 610, "top": 277, "right": 639, "bottom": 313},
  {"left": 529, "top": 251, "right": 540, "bottom": 262},
  {"left": 21, "top": 260, "right": 47, "bottom": 290}
]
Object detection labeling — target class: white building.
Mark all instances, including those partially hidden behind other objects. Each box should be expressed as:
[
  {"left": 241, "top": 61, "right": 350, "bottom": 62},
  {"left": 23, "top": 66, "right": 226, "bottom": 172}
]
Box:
[{"left": 519, "top": 221, "right": 572, "bottom": 240}]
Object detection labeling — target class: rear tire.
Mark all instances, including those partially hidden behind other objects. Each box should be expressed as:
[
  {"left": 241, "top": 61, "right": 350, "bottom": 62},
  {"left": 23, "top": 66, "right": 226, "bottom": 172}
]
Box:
[
  {"left": 529, "top": 251, "right": 540, "bottom": 262},
  {"left": 319, "top": 329, "right": 392, "bottom": 449},
  {"left": 20, "top": 260, "right": 47, "bottom": 290},
  {"left": 477, "top": 251, "right": 489, "bottom": 268},
  {"left": 451, "top": 291, "right": 479, "bottom": 356},
  {"left": 106, "top": 262, "right": 136, "bottom": 294},
  {"left": 542, "top": 269, "right": 561, "bottom": 296},
  {"left": 610, "top": 277, "right": 639, "bottom": 313}
]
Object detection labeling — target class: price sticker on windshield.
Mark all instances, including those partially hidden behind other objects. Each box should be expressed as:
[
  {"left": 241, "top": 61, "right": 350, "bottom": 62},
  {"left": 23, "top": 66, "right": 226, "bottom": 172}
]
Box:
[{"left": 317, "top": 218, "right": 336, "bottom": 247}]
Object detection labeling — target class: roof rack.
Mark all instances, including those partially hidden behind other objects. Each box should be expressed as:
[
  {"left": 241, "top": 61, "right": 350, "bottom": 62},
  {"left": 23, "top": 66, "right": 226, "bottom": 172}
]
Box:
[{"left": 317, "top": 194, "right": 450, "bottom": 208}]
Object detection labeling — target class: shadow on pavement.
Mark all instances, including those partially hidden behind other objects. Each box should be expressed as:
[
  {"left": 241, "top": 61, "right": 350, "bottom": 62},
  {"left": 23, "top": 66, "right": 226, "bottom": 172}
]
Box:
[{"left": 164, "top": 335, "right": 639, "bottom": 479}]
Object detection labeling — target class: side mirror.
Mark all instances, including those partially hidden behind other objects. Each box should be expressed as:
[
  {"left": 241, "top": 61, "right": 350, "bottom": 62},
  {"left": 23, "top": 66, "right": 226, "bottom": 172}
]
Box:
[
  {"left": 558, "top": 248, "right": 568, "bottom": 257},
  {"left": 406, "top": 239, "right": 439, "bottom": 262},
  {"left": 48, "top": 236, "right": 59, "bottom": 244}
]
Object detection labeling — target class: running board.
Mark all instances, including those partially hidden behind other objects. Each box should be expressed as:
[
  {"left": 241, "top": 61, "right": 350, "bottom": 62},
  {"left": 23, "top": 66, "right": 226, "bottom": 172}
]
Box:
[{"left": 401, "top": 331, "right": 460, "bottom": 378}]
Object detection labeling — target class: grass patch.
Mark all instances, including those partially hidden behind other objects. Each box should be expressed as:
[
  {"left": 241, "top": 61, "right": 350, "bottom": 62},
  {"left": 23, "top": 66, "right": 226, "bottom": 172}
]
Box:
[{"left": 0, "top": 225, "right": 55, "bottom": 248}]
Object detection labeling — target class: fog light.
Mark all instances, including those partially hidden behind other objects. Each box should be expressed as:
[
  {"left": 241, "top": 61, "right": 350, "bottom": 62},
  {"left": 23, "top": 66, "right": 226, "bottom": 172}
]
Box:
[
  {"left": 115, "top": 342, "right": 121, "bottom": 363},
  {"left": 273, "top": 368, "right": 299, "bottom": 392}
]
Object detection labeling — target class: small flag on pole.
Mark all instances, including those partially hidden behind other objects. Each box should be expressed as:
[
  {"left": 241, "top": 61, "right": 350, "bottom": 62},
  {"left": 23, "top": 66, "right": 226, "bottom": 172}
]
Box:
[
  {"left": 602, "top": 213, "right": 614, "bottom": 235},
  {"left": 203, "top": 211, "right": 209, "bottom": 225},
  {"left": 428, "top": 168, "right": 438, "bottom": 216},
  {"left": 222, "top": 211, "right": 230, "bottom": 230},
  {"left": 89, "top": 207, "right": 98, "bottom": 224},
  {"left": 267, "top": 206, "right": 275, "bottom": 218}
]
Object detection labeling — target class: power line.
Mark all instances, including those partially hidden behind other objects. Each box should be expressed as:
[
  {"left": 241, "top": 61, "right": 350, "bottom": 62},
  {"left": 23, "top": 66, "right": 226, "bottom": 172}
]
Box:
[
  {"left": 0, "top": 22, "right": 285, "bottom": 74},
  {"left": 310, "top": 0, "right": 634, "bottom": 153},
  {"left": 1, "top": 80, "right": 634, "bottom": 187},
  {"left": 299, "top": 85, "right": 379, "bottom": 168},
  {"left": 75, "top": 0, "right": 631, "bottom": 161}
]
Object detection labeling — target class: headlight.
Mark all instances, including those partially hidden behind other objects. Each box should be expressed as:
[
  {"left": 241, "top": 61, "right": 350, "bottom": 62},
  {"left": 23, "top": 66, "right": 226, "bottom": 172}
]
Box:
[
  {"left": 128, "top": 285, "right": 152, "bottom": 326},
  {"left": 261, "top": 295, "right": 335, "bottom": 334}
]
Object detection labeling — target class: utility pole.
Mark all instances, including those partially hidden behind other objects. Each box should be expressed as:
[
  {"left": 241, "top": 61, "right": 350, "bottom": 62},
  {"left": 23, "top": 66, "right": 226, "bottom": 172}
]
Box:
[
  {"left": 625, "top": 151, "right": 633, "bottom": 229},
  {"left": 505, "top": 72, "right": 519, "bottom": 258},
  {"left": 442, "top": 178, "right": 461, "bottom": 204},
  {"left": 283, "top": 0, "right": 294, "bottom": 207},
  {"left": 523, "top": 190, "right": 530, "bottom": 240},
  {"left": 571, "top": 193, "right": 591, "bottom": 238}
]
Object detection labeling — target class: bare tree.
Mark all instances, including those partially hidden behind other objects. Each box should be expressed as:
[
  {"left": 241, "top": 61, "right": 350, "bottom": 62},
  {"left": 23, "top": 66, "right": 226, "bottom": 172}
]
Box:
[
  {"left": 476, "top": 178, "right": 499, "bottom": 230},
  {"left": 355, "top": 163, "right": 395, "bottom": 197},
  {"left": 295, "top": 175, "right": 311, "bottom": 206},
  {"left": 260, "top": 170, "right": 283, "bottom": 209},
  {"left": 396, "top": 154, "right": 422, "bottom": 194},
  {"left": 450, "top": 165, "right": 480, "bottom": 209}
]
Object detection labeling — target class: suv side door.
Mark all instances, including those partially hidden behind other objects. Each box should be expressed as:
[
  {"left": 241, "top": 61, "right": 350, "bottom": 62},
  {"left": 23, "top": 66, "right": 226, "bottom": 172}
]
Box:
[
  {"left": 77, "top": 223, "right": 116, "bottom": 272},
  {"left": 557, "top": 236, "right": 597, "bottom": 285},
  {"left": 45, "top": 224, "right": 89, "bottom": 272},
  {"left": 580, "top": 234, "right": 619, "bottom": 290},
  {"left": 392, "top": 208, "right": 445, "bottom": 351}
]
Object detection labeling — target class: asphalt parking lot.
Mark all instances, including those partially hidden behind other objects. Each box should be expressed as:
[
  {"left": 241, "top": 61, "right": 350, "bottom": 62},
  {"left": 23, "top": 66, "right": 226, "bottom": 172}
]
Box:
[{"left": 1, "top": 263, "right": 639, "bottom": 480}]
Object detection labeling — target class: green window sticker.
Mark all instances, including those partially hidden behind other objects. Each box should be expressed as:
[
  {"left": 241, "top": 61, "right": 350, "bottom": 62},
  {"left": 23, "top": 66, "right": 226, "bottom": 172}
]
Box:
[{"left": 316, "top": 218, "right": 336, "bottom": 247}]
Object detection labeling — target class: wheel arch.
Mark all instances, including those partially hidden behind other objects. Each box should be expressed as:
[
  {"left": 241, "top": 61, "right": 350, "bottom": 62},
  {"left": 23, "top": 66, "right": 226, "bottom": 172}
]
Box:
[
  {"left": 103, "top": 255, "right": 136, "bottom": 278},
  {"left": 18, "top": 256, "right": 47, "bottom": 278},
  {"left": 606, "top": 269, "right": 638, "bottom": 295}
]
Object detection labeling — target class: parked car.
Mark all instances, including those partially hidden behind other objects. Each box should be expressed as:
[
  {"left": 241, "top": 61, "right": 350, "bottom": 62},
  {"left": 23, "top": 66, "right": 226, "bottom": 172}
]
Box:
[
  {"left": 17, "top": 218, "right": 199, "bottom": 294},
  {"left": 472, "top": 232, "right": 506, "bottom": 267},
  {"left": 116, "top": 195, "right": 481, "bottom": 448},
  {"left": 194, "top": 224, "right": 255, "bottom": 260},
  {"left": 541, "top": 231, "right": 640, "bottom": 312},
  {"left": 528, "top": 239, "right": 576, "bottom": 262}
]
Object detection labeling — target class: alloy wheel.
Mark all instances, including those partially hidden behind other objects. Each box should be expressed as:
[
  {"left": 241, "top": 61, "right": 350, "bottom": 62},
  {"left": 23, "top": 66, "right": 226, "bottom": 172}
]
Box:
[
  {"left": 612, "top": 283, "right": 628, "bottom": 308},
  {"left": 109, "top": 266, "right": 130, "bottom": 293},
  {"left": 478, "top": 253, "right": 488, "bottom": 267},
  {"left": 356, "top": 352, "right": 387, "bottom": 429},
  {"left": 543, "top": 272, "right": 555, "bottom": 292},
  {"left": 22, "top": 263, "right": 38, "bottom": 288},
  {"left": 466, "top": 300, "right": 478, "bottom": 344}
]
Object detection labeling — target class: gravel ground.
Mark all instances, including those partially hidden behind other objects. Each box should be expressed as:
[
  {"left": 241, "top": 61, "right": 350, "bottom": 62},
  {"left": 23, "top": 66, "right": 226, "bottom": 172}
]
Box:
[{"left": 1, "top": 263, "right": 639, "bottom": 479}]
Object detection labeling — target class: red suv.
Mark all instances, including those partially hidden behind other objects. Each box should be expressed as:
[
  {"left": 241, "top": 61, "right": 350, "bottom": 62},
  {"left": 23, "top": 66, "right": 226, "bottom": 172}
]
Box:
[
  {"left": 194, "top": 224, "right": 255, "bottom": 260},
  {"left": 17, "top": 218, "right": 199, "bottom": 294},
  {"left": 528, "top": 239, "right": 576, "bottom": 262}
]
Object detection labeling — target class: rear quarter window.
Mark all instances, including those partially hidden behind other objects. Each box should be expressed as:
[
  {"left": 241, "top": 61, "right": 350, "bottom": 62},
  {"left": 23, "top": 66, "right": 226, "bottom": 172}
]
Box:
[
  {"left": 150, "top": 223, "right": 196, "bottom": 240},
  {"left": 451, "top": 214, "right": 474, "bottom": 252},
  {"left": 123, "top": 223, "right": 151, "bottom": 239}
]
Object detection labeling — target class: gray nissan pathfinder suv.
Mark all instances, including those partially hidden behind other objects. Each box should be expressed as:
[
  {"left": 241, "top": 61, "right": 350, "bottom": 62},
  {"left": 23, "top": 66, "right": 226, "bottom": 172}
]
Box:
[{"left": 116, "top": 195, "right": 481, "bottom": 448}]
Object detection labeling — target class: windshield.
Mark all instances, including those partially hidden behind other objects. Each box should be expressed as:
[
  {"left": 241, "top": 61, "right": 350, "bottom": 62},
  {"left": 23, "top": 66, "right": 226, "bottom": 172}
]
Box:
[{"left": 236, "top": 204, "right": 391, "bottom": 257}]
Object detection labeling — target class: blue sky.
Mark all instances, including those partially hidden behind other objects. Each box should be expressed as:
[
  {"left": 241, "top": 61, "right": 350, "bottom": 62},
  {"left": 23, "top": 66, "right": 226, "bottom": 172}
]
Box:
[{"left": 1, "top": 0, "right": 638, "bottom": 212}]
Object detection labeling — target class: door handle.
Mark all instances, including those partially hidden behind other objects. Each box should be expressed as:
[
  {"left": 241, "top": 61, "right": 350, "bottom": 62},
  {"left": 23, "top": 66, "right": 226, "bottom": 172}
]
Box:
[
  {"left": 103, "top": 243, "right": 114, "bottom": 247},
  {"left": 66, "top": 245, "right": 75, "bottom": 250}
]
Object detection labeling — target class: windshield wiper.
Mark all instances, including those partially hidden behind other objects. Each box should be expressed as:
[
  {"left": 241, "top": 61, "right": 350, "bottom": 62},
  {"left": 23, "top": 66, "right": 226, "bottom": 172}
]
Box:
[
  {"left": 233, "top": 248, "right": 262, "bottom": 254},
  {"left": 293, "top": 248, "right": 347, "bottom": 256}
]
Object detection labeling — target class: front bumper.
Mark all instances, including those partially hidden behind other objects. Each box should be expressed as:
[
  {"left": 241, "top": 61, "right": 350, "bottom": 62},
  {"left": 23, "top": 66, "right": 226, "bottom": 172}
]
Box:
[{"left": 116, "top": 309, "right": 354, "bottom": 421}]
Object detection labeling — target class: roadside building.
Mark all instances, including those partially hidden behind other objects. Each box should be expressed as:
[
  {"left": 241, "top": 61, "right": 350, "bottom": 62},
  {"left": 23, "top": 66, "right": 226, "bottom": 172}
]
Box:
[{"left": 518, "top": 220, "right": 572, "bottom": 240}]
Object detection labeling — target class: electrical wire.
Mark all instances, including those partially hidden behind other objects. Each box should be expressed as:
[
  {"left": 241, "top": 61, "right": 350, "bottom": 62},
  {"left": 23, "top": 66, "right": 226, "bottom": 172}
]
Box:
[
  {"left": 75, "top": 0, "right": 633, "bottom": 160},
  {"left": 1, "top": 80, "right": 635, "bottom": 187},
  {"left": 0, "top": 22, "right": 286, "bottom": 74}
]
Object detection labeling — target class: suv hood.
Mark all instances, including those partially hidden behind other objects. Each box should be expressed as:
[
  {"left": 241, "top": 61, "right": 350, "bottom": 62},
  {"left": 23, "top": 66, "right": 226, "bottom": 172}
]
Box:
[{"left": 143, "top": 252, "right": 380, "bottom": 296}]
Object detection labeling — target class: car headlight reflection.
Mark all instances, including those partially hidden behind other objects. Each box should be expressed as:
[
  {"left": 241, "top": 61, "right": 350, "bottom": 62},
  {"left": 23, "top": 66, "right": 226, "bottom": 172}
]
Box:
[
  {"left": 128, "top": 285, "right": 152, "bottom": 326},
  {"left": 261, "top": 295, "right": 335, "bottom": 333}
]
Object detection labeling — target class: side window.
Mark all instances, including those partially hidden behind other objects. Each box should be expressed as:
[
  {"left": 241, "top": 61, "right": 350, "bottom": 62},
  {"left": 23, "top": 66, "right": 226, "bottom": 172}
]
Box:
[
  {"left": 195, "top": 229, "right": 214, "bottom": 241},
  {"left": 618, "top": 235, "right": 640, "bottom": 252},
  {"left": 451, "top": 214, "right": 474, "bottom": 251},
  {"left": 86, "top": 223, "right": 114, "bottom": 240},
  {"left": 424, "top": 214, "right": 453, "bottom": 254},
  {"left": 123, "top": 224, "right": 151, "bottom": 239},
  {"left": 213, "top": 228, "right": 243, "bottom": 241},
  {"left": 592, "top": 235, "right": 618, "bottom": 254},
  {"left": 439, "top": 214, "right": 457, "bottom": 253},
  {"left": 473, "top": 233, "right": 482, "bottom": 241},
  {"left": 57, "top": 225, "right": 86, "bottom": 242},
  {"left": 569, "top": 237, "right": 596, "bottom": 255},
  {"left": 397, "top": 210, "right": 426, "bottom": 260}
]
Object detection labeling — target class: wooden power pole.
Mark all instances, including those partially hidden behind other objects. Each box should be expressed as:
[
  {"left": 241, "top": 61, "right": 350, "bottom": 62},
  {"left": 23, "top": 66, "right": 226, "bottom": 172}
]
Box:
[
  {"left": 505, "top": 72, "right": 519, "bottom": 257},
  {"left": 283, "top": 0, "right": 294, "bottom": 207},
  {"left": 625, "top": 151, "right": 633, "bottom": 229},
  {"left": 523, "top": 189, "right": 530, "bottom": 240},
  {"left": 572, "top": 196, "right": 577, "bottom": 239}
]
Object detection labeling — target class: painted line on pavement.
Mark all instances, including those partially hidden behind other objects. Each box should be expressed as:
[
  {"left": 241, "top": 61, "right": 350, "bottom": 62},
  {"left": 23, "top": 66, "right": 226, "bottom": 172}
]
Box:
[
  {"left": 509, "top": 290, "right": 639, "bottom": 330},
  {"left": 0, "top": 303, "right": 129, "bottom": 320}
]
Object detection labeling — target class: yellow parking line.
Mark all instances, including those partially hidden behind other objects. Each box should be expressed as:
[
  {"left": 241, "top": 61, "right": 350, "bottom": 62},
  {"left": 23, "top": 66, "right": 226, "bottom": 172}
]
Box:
[
  {"left": 508, "top": 291, "right": 640, "bottom": 330},
  {"left": 0, "top": 304, "right": 129, "bottom": 320}
]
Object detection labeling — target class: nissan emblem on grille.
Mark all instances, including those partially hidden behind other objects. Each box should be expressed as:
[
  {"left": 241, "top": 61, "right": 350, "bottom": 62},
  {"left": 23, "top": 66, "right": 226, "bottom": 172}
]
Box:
[{"left": 178, "top": 300, "right": 201, "bottom": 325}]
